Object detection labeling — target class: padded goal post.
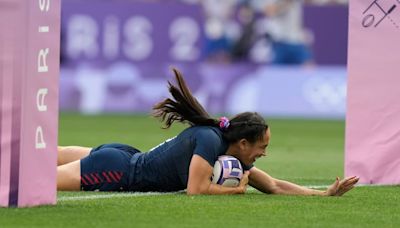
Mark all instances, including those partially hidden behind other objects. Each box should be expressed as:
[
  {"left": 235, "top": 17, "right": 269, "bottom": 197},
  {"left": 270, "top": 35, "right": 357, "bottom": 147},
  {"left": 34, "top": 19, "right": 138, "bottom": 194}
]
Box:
[
  {"left": 0, "top": 0, "right": 60, "bottom": 207},
  {"left": 346, "top": 0, "right": 400, "bottom": 184}
]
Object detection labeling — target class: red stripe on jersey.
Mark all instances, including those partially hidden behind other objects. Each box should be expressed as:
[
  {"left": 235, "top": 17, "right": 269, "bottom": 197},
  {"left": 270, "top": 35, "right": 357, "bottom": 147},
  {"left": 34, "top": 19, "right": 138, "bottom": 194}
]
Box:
[
  {"left": 95, "top": 173, "right": 103, "bottom": 183},
  {"left": 90, "top": 173, "right": 100, "bottom": 184},
  {"left": 84, "top": 174, "right": 94, "bottom": 185},
  {"left": 108, "top": 171, "right": 119, "bottom": 182},
  {"left": 81, "top": 176, "right": 88, "bottom": 185},
  {"left": 102, "top": 172, "right": 112, "bottom": 183},
  {"left": 113, "top": 171, "right": 122, "bottom": 181}
]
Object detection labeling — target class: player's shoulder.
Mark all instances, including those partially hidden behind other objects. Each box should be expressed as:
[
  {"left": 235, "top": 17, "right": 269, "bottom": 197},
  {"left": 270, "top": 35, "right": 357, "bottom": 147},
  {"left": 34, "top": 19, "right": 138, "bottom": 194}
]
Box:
[
  {"left": 189, "top": 125, "right": 221, "bottom": 135},
  {"left": 180, "top": 125, "right": 220, "bottom": 138},
  {"left": 189, "top": 126, "right": 223, "bottom": 142}
]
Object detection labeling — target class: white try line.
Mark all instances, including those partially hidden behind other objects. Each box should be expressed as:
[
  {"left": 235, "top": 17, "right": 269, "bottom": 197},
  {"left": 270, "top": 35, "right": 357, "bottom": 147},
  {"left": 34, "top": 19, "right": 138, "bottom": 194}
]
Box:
[
  {"left": 57, "top": 184, "right": 381, "bottom": 202},
  {"left": 58, "top": 191, "right": 183, "bottom": 202},
  {"left": 57, "top": 186, "right": 321, "bottom": 202},
  {"left": 305, "top": 185, "right": 330, "bottom": 189}
]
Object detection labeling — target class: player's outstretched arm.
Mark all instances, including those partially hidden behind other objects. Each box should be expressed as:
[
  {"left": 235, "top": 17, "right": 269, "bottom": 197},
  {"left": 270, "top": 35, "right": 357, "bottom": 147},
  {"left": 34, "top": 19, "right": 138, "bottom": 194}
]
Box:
[
  {"left": 187, "top": 155, "right": 249, "bottom": 195},
  {"left": 248, "top": 167, "right": 359, "bottom": 196}
]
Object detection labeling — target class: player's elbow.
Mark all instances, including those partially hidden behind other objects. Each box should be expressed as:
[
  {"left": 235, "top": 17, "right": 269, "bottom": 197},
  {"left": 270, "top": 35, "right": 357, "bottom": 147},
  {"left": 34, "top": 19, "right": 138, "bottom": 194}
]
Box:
[
  {"left": 186, "top": 185, "right": 206, "bottom": 195},
  {"left": 186, "top": 189, "right": 200, "bottom": 195},
  {"left": 186, "top": 183, "right": 209, "bottom": 195},
  {"left": 186, "top": 187, "right": 206, "bottom": 195}
]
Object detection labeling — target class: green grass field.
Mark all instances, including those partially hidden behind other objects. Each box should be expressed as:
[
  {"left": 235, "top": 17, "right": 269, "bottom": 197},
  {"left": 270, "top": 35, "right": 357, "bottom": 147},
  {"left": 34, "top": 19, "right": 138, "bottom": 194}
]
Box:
[{"left": 1, "top": 114, "right": 399, "bottom": 227}]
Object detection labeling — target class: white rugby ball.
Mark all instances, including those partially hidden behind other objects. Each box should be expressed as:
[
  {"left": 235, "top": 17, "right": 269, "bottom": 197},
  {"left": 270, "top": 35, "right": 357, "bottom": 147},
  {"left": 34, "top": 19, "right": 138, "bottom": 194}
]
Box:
[{"left": 211, "top": 155, "right": 243, "bottom": 187}]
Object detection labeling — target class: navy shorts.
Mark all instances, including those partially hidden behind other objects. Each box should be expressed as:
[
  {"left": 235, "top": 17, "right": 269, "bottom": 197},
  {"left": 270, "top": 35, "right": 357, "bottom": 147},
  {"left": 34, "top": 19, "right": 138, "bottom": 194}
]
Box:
[{"left": 80, "top": 143, "right": 141, "bottom": 191}]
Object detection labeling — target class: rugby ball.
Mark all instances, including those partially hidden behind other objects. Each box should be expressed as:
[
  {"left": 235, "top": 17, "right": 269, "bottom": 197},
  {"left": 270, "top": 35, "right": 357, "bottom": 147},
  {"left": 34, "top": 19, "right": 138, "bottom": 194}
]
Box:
[{"left": 211, "top": 155, "right": 243, "bottom": 187}]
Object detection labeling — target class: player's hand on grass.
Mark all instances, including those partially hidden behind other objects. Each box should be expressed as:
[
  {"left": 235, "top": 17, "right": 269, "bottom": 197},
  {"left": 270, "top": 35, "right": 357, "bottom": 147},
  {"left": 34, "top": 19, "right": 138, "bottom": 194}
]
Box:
[
  {"left": 326, "top": 176, "right": 360, "bottom": 196},
  {"left": 237, "top": 171, "right": 250, "bottom": 194}
]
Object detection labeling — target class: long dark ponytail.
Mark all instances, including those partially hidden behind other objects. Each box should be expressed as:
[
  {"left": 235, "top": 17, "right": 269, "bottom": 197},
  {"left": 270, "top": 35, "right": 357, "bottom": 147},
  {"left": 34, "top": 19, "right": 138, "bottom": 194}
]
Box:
[
  {"left": 153, "top": 68, "right": 268, "bottom": 143},
  {"left": 153, "top": 68, "right": 218, "bottom": 128}
]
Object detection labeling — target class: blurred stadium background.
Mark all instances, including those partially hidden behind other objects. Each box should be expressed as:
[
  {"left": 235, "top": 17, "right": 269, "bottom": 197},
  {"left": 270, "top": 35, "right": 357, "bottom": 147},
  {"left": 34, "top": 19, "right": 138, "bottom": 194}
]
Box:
[
  {"left": 60, "top": 0, "right": 348, "bottom": 119},
  {"left": 3, "top": 1, "right": 400, "bottom": 226}
]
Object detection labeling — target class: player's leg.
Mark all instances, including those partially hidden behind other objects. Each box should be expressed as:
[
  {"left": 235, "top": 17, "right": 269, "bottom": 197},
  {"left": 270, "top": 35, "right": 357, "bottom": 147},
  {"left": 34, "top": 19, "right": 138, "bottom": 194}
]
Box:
[
  {"left": 57, "top": 146, "right": 92, "bottom": 166},
  {"left": 80, "top": 147, "right": 134, "bottom": 191},
  {"left": 57, "top": 144, "right": 138, "bottom": 192},
  {"left": 57, "top": 144, "right": 136, "bottom": 166},
  {"left": 57, "top": 160, "right": 81, "bottom": 191}
]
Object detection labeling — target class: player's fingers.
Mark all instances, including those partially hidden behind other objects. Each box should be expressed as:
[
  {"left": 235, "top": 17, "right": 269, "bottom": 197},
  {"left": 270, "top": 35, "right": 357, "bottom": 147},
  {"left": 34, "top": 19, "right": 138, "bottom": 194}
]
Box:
[
  {"left": 337, "top": 185, "right": 354, "bottom": 196},
  {"left": 346, "top": 176, "right": 357, "bottom": 180},
  {"left": 344, "top": 176, "right": 358, "bottom": 183},
  {"left": 341, "top": 177, "right": 359, "bottom": 188},
  {"left": 339, "top": 176, "right": 356, "bottom": 185},
  {"left": 339, "top": 180, "right": 358, "bottom": 194},
  {"left": 240, "top": 171, "right": 250, "bottom": 186},
  {"left": 334, "top": 177, "right": 340, "bottom": 189},
  {"left": 346, "top": 177, "right": 359, "bottom": 187}
]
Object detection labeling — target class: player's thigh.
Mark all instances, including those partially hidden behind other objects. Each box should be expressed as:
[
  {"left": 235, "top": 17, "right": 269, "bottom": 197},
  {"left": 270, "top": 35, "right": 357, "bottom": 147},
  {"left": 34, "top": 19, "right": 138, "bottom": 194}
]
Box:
[
  {"left": 57, "top": 160, "right": 81, "bottom": 191},
  {"left": 57, "top": 146, "right": 92, "bottom": 166},
  {"left": 80, "top": 148, "right": 132, "bottom": 191}
]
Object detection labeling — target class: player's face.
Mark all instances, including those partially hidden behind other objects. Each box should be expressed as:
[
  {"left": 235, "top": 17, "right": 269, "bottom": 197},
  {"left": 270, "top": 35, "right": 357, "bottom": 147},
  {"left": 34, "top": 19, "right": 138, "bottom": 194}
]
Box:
[{"left": 240, "top": 128, "right": 271, "bottom": 166}]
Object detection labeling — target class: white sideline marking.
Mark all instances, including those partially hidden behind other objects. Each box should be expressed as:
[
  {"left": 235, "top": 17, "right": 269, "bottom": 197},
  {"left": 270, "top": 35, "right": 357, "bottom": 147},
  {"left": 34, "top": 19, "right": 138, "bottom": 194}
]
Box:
[
  {"left": 304, "top": 185, "right": 329, "bottom": 189},
  {"left": 58, "top": 184, "right": 377, "bottom": 202}
]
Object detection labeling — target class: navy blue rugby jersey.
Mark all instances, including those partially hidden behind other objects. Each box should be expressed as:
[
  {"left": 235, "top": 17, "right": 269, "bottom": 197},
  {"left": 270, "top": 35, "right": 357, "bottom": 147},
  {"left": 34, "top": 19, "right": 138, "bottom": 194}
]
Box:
[{"left": 128, "top": 126, "right": 228, "bottom": 192}]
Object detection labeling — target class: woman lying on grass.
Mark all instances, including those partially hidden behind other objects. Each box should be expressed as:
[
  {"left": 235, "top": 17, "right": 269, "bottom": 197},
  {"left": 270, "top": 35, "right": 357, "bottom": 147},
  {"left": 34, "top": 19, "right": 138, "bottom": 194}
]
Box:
[{"left": 57, "top": 68, "right": 359, "bottom": 195}]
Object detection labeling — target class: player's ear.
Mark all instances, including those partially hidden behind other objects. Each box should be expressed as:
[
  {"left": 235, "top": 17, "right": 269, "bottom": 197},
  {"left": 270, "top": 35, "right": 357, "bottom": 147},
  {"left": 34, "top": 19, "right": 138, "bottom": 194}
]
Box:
[{"left": 238, "top": 138, "right": 248, "bottom": 150}]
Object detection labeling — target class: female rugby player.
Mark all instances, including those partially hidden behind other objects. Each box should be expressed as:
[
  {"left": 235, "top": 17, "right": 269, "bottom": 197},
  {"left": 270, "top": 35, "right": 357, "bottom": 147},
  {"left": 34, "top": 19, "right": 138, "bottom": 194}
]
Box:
[{"left": 57, "top": 68, "right": 359, "bottom": 195}]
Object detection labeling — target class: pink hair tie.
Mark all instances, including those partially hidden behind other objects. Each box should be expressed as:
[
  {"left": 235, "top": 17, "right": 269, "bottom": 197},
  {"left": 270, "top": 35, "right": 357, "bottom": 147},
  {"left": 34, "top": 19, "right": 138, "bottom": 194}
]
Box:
[{"left": 219, "top": 117, "right": 230, "bottom": 130}]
